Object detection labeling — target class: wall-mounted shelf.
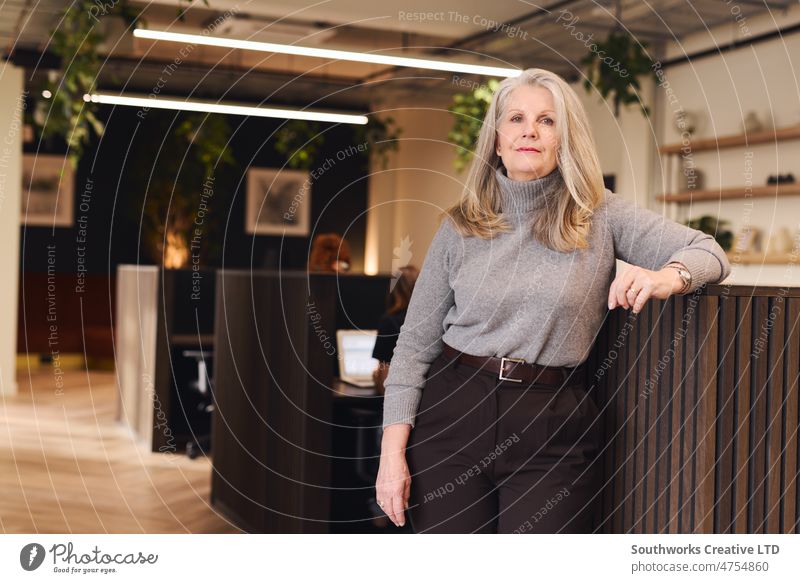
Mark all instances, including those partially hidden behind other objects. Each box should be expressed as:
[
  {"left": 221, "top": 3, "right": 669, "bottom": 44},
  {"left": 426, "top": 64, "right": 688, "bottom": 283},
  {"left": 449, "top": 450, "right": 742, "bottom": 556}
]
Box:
[
  {"left": 726, "top": 251, "right": 796, "bottom": 265},
  {"left": 658, "top": 122, "right": 800, "bottom": 228},
  {"left": 657, "top": 183, "right": 800, "bottom": 203},
  {"left": 659, "top": 123, "right": 800, "bottom": 155}
]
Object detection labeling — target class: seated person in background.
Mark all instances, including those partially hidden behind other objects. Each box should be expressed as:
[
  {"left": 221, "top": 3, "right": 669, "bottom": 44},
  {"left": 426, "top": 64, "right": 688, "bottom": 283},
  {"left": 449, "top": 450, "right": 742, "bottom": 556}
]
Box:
[
  {"left": 308, "top": 233, "right": 352, "bottom": 272},
  {"left": 371, "top": 265, "right": 419, "bottom": 394}
]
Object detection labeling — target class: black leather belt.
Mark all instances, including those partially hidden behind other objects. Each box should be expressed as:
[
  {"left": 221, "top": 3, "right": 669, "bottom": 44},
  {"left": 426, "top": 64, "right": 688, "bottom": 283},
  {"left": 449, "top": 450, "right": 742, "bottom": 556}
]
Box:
[{"left": 441, "top": 342, "right": 585, "bottom": 386}]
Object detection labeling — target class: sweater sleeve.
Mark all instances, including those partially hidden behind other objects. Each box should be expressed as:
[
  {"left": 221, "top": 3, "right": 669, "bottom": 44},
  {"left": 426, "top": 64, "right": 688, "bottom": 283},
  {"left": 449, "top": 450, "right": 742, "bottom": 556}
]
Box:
[
  {"left": 381, "top": 217, "right": 457, "bottom": 428},
  {"left": 604, "top": 190, "right": 732, "bottom": 293}
]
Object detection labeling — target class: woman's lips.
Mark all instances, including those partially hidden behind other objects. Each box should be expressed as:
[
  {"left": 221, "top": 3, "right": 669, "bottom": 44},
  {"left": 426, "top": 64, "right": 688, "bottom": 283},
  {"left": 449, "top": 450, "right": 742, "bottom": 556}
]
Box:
[{"left": 517, "top": 147, "right": 540, "bottom": 152}]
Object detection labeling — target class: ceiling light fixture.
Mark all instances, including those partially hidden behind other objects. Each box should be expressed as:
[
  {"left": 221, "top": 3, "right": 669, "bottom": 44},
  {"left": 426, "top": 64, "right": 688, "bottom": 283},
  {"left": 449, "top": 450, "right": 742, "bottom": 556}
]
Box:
[
  {"left": 85, "top": 93, "right": 368, "bottom": 124},
  {"left": 133, "top": 28, "right": 522, "bottom": 77}
]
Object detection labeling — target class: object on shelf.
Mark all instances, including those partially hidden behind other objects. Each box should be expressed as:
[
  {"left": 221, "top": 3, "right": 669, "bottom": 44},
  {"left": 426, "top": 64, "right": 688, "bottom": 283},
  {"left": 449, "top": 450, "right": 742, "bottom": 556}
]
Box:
[
  {"left": 673, "top": 109, "right": 700, "bottom": 137},
  {"left": 733, "top": 226, "right": 762, "bottom": 254},
  {"left": 678, "top": 160, "right": 705, "bottom": 191},
  {"left": 742, "top": 111, "right": 764, "bottom": 134},
  {"left": 765, "top": 227, "right": 794, "bottom": 255},
  {"left": 674, "top": 109, "right": 699, "bottom": 136},
  {"left": 684, "top": 215, "right": 733, "bottom": 251},
  {"left": 767, "top": 173, "right": 796, "bottom": 184}
]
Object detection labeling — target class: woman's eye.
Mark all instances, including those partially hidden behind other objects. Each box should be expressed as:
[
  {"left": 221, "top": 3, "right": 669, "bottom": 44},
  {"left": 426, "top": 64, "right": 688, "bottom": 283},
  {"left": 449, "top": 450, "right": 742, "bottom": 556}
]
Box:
[
  {"left": 540, "top": 117, "right": 554, "bottom": 125},
  {"left": 511, "top": 115, "right": 522, "bottom": 122}
]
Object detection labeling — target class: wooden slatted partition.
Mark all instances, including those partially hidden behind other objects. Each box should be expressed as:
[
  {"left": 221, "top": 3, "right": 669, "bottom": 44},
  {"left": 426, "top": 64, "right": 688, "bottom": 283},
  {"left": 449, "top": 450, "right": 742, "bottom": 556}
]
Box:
[{"left": 589, "top": 285, "right": 800, "bottom": 533}]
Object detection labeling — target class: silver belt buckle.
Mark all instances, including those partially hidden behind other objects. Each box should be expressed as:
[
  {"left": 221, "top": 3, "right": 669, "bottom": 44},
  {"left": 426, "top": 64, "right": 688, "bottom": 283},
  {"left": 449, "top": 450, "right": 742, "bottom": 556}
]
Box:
[{"left": 499, "top": 356, "right": 525, "bottom": 383}]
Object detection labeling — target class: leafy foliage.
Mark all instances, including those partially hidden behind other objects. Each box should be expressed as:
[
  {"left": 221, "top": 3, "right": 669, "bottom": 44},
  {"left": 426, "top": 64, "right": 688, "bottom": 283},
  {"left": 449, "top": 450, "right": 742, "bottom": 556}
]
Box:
[
  {"left": 580, "top": 32, "right": 658, "bottom": 118},
  {"left": 39, "top": 0, "right": 107, "bottom": 168},
  {"left": 273, "top": 120, "right": 326, "bottom": 170},
  {"left": 353, "top": 115, "right": 402, "bottom": 170},
  {"left": 685, "top": 215, "right": 734, "bottom": 251},
  {"left": 447, "top": 79, "right": 500, "bottom": 172},
  {"left": 274, "top": 115, "right": 401, "bottom": 171},
  {"left": 38, "top": 0, "right": 211, "bottom": 167},
  {"left": 132, "top": 112, "right": 235, "bottom": 266}
]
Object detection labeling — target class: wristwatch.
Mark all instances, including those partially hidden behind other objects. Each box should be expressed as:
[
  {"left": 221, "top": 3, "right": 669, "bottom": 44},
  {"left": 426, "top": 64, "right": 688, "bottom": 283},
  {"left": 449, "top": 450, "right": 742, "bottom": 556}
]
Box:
[{"left": 665, "top": 262, "right": 692, "bottom": 294}]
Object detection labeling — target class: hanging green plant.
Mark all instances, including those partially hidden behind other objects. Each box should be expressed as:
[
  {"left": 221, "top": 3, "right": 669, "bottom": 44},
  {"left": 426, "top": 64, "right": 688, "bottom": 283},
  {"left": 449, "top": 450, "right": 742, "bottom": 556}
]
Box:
[
  {"left": 580, "top": 31, "right": 658, "bottom": 118},
  {"left": 273, "top": 120, "right": 326, "bottom": 170},
  {"left": 353, "top": 115, "right": 402, "bottom": 170},
  {"left": 37, "top": 0, "right": 106, "bottom": 168},
  {"left": 274, "top": 115, "right": 401, "bottom": 171},
  {"left": 447, "top": 79, "right": 500, "bottom": 172},
  {"left": 37, "top": 0, "right": 211, "bottom": 167}
]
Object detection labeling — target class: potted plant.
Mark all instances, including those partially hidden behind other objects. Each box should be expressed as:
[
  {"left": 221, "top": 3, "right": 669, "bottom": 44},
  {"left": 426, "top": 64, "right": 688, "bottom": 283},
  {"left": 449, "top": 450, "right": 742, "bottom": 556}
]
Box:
[
  {"left": 129, "top": 112, "right": 235, "bottom": 268},
  {"left": 580, "top": 30, "right": 658, "bottom": 118},
  {"left": 684, "top": 215, "right": 734, "bottom": 251}
]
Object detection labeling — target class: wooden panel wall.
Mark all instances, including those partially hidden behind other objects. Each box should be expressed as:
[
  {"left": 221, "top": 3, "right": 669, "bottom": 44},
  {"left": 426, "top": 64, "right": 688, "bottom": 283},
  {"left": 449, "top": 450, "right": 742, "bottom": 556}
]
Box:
[{"left": 589, "top": 286, "right": 800, "bottom": 533}]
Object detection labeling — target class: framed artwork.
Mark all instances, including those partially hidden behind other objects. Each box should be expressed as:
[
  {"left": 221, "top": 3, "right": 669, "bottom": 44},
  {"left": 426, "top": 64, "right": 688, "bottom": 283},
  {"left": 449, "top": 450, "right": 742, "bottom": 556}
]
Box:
[
  {"left": 21, "top": 154, "right": 74, "bottom": 227},
  {"left": 245, "top": 167, "right": 310, "bottom": 236}
]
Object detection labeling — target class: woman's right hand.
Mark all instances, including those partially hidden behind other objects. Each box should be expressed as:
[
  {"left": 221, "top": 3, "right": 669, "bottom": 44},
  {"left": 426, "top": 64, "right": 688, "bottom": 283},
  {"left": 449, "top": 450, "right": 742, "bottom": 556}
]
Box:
[{"left": 375, "top": 424, "right": 412, "bottom": 527}]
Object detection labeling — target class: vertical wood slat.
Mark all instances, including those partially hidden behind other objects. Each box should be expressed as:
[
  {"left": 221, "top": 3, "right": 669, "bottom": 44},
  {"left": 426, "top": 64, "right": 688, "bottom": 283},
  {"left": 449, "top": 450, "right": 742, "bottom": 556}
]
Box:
[
  {"left": 645, "top": 299, "right": 661, "bottom": 532},
  {"left": 624, "top": 310, "right": 637, "bottom": 532},
  {"left": 599, "top": 309, "right": 620, "bottom": 534},
  {"left": 766, "top": 296, "right": 786, "bottom": 532},
  {"left": 734, "top": 297, "right": 753, "bottom": 533},
  {"left": 716, "top": 295, "right": 738, "bottom": 532},
  {"left": 633, "top": 305, "right": 648, "bottom": 533},
  {"left": 682, "top": 293, "right": 698, "bottom": 531},
  {"left": 751, "top": 298, "right": 769, "bottom": 532},
  {"left": 695, "top": 294, "right": 718, "bottom": 533},
  {"left": 668, "top": 296, "right": 684, "bottom": 533},
  {"left": 609, "top": 311, "right": 623, "bottom": 533},
  {"left": 784, "top": 298, "right": 799, "bottom": 532},
  {"left": 656, "top": 297, "right": 674, "bottom": 532}
]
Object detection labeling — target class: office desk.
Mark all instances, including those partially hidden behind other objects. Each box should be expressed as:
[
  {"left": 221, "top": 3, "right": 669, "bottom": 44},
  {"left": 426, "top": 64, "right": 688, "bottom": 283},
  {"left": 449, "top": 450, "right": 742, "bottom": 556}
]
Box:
[{"left": 329, "top": 381, "right": 386, "bottom": 533}]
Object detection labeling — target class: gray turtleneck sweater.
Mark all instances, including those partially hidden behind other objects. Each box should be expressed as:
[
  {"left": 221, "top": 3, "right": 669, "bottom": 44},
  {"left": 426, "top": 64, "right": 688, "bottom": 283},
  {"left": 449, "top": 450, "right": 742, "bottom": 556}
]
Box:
[{"left": 382, "top": 165, "right": 732, "bottom": 428}]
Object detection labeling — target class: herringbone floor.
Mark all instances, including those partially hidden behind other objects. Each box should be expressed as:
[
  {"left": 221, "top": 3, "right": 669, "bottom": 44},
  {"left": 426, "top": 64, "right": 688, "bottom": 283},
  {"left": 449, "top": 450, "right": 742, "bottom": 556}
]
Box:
[{"left": 0, "top": 367, "right": 241, "bottom": 533}]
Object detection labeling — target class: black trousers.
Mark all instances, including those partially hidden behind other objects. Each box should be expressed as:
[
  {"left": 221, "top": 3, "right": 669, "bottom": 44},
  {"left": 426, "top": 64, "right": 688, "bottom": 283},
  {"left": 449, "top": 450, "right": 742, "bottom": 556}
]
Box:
[{"left": 405, "top": 345, "right": 603, "bottom": 534}]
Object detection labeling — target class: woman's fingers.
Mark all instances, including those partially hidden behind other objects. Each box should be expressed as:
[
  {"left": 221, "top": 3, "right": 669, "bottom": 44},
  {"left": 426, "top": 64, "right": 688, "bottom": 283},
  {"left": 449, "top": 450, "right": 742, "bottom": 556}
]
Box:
[
  {"left": 631, "top": 285, "right": 652, "bottom": 314},
  {"left": 615, "top": 277, "right": 633, "bottom": 309},
  {"left": 390, "top": 494, "right": 406, "bottom": 527}
]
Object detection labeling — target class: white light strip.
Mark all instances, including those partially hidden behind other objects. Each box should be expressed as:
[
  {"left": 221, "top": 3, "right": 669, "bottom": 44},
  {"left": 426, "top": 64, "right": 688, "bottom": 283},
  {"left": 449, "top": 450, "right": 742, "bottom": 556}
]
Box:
[
  {"left": 133, "top": 28, "right": 522, "bottom": 78},
  {"left": 87, "top": 93, "right": 368, "bottom": 124}
]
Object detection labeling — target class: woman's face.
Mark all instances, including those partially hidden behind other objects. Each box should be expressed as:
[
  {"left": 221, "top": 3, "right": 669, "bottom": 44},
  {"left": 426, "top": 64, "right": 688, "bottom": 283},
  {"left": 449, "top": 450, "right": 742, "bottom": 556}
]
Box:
[{"left": 495, "top": 85, "right": 560, "bottom": 182}]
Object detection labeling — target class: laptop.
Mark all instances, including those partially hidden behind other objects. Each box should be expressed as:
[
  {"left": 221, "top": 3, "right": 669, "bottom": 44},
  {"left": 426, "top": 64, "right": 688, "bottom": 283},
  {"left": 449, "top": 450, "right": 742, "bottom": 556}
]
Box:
[{"left": 336, "top": 329, "right": 378, "bottom": 387}]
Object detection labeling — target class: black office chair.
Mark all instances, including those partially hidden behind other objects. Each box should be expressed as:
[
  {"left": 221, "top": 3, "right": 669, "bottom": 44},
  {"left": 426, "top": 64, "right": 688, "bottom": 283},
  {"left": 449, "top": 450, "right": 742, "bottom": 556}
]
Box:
[{"left": 182, "top": 349, "right": 214, "bottom": 459}]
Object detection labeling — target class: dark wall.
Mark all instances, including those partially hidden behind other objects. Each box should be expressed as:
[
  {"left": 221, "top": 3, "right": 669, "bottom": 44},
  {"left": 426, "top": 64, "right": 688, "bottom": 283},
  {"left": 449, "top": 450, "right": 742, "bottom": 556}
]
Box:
[{"left": 20, "top": 102, "right": 369, "bottom": 275}]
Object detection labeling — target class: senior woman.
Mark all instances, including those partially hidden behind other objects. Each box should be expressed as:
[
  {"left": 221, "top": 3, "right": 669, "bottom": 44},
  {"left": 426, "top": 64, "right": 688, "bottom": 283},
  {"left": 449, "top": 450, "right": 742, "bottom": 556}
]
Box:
[{"left": 375, "top": 68, "right": 731, "bottom": 534}]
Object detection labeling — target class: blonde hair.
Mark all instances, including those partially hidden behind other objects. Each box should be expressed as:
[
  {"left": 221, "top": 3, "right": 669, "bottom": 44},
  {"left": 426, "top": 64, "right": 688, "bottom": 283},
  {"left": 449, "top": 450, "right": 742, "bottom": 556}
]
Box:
[{"left": 446, "top": 68, "right": 605, "bottom": 252}]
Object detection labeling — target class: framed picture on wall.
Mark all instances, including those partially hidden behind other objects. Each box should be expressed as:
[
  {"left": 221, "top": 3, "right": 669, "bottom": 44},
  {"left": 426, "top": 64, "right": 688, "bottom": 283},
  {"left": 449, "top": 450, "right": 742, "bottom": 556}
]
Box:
[
  {"left": 245, "top": 167, "right": 310, "bottom": 236},
  {"left": 21, "top": 154, "right": 75, "bottom": 227}
]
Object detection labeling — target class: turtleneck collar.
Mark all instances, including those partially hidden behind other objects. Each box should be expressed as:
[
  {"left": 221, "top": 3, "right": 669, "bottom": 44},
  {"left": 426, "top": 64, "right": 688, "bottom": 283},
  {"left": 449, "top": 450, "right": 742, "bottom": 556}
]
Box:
[{"left": 494, "top": 165, "right": 564, "bottom": 216}]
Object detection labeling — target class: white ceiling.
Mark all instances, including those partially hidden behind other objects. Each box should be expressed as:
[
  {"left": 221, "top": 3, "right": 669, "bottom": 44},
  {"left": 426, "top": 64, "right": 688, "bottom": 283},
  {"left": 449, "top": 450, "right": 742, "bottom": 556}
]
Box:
[
  {"left": 1, "top": 0, "right": 792, "bottom": 107},
  {"left": 139, "top": 0, "right": 541, "bottom": 38}
]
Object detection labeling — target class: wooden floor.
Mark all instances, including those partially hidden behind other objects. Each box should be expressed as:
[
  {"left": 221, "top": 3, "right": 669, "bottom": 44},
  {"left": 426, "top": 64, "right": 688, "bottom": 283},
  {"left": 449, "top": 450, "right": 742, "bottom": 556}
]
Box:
[{"left": 0, "top": 366, "right": 241, "bottom": 533}]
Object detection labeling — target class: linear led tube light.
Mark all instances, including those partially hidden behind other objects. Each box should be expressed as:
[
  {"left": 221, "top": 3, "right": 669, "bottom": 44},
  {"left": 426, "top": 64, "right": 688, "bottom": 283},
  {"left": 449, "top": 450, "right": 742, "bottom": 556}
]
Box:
[
  {"left": 133, "top": 28, "right": 522, "bottom": 78},
  {"left": 86, "top": 93, "right": 368, "bottom": 124}
]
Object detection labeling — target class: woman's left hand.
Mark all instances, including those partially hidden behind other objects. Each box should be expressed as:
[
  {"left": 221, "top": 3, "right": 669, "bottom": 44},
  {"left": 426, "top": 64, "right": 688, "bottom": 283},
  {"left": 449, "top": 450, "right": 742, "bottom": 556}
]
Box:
[{"left": 608, "top": 266, "right": 684, "bottom": 314}]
